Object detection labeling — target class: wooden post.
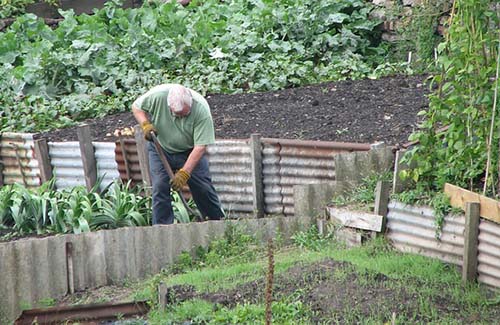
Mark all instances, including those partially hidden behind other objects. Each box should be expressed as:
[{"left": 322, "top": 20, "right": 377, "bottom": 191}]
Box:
[
  {"left": 374, "top": 180, "right": 392, "bottom": 234},
  {"left": 134, "top": 125, "right": 151, "bottom": 188},
  {"left": 250, "top": 134, "right": 265, "bottom": 218},
  {"left": 462, "top": 202, "right": 480, "bottom": 284},
  {"left": 77, "top": 124, "right": 98, "bottom": 191},
  {"left": 34, "top": 138, "right": 53, "bottom": 184}
]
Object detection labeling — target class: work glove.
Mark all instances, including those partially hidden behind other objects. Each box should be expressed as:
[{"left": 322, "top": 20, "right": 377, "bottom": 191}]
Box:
[
  {"left": 141, "top": 121, "right": 157, "bottom": 141},
  {"left": 170, "top": 168, "right": 191, "bottom": 191}
]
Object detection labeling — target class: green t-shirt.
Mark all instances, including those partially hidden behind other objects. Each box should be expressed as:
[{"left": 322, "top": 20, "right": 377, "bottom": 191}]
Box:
[{"left": 133, "top": 84, "right": 215, "bottom": 153}]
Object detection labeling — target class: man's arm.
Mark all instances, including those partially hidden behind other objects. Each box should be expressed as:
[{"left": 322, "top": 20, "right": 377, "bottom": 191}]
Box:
[
  {"left": 183, "top": 145, "right": 207, "bottom": 173},
  {"left": 132, "top": 105, "right": 149, "bottom": 124}
]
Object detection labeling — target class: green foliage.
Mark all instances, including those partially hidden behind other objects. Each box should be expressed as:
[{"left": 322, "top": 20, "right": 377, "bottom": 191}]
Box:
[
  {"left": 171, "top": 191, "right": 200, "bottom": 223},
  {"left": 331, "top": 171, "right": 392, "bottom": 209},
  {"left": 0, "top": 0, "right": 58, "bottom": 19},
  {"left": 140, "top": 238, "right": 499, "bottom": 323},
  {"left": 0, "top": 0, "right": 406, "bottom": 133},
  {"left": 403, "top": 1, "right": 500, "bottom": 194},
  {"left": 392, "top": 187, "right": 454, "bottom": 239},
  {"left": 0, "top": 179, "right": 151, "bottom": 239},
  {"left": 168, "top": 222, "right": 259, "bottom": 274},
  {"left": 390, "top": 0, "right": 448, "bottom": 71},
  {"left": 291, "top": 225, "right": 333, "bottom": 251}
]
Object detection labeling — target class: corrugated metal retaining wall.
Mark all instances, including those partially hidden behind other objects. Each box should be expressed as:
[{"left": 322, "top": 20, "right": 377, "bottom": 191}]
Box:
[
  {"left": 478, "top": 219, "right": 500, "bottom": 288},
  {"left": 0, "top": 133, "right": 40, "bottom": 188},
  {"left": 50, "top": 142, "right": 120, "bottom": 191},
  {"left": 386, "top": 201, "right": 465, "bottom": 265},
  {"left": 262, "top": 138, "right": 371, "bottom": 216},
  {"left": 94, "top": 142, "right": 121, "bottom": 190},
  {"left": 386, "top": 200, "right": 500, "bottom": 289},
  {"left": 0, "top": 216, "right": 311, "bottom": 323},
  {"left": 206, "top": 140, "right": 253, "bottom": 215},
  {"left": 1, "top": 133, "right": 373, "bottom": 217},
  {"left": 49, "top": 142, "right": 85, "bottom": 189}
]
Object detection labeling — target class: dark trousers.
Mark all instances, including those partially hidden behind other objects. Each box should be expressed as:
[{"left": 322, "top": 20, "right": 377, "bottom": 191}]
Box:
[{"left": 148, "top": 142, "right": 225, "bottom": 224}]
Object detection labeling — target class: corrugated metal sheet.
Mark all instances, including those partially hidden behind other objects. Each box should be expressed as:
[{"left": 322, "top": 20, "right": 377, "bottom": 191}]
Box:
[
  {"left": 262, "top": 138, "right": 371, "bottom": 216},
  {"left": 0, "top": 132, "right": 40, "bottom": 188},
  {"left": 115, "top": 139, "right": 254, "bottom": 216},
  {"left": 93, "top": 142, "right": 120, "bottom": 190},
  {"left": 114, "top": 139, "right": 143, "bottom": 187},
  {"left": 477, "top": 219, "right": 500, "bottom": 289},
  {"left": 207, "top": 140, "right": 253, "bottom": 216},
  {"left": 48, "top": 142, "right": 85, "bottom": 189},
  {"left": 386, "top": 201, "right": 465, "bottom": 265}
]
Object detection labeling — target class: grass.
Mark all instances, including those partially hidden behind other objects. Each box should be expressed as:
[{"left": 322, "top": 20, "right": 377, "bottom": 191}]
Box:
[{"left": 133, "top": 232, "right": 499, "bottom": 324}]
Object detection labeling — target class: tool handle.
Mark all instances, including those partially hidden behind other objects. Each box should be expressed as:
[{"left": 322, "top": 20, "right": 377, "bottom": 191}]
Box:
[{"left": 150, "top": 133, "right": 203, "bottom": 222}]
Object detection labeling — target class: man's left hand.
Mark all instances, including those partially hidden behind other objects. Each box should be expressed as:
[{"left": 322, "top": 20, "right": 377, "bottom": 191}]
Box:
[{"left": 170, "top": 169, "right": 191, "bottom": 191}]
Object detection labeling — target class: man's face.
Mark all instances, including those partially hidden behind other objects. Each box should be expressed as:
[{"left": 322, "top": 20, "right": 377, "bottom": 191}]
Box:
[{"left": 170, "top": 104, "right": 191, "bottom": 117}]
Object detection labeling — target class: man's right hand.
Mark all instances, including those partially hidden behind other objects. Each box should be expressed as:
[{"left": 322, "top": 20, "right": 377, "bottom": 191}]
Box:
[{"left": 141, "top": 121, "right": 157, "bottom": 141}]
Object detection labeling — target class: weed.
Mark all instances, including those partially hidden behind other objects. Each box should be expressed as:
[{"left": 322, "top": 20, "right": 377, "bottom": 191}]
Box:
[
  {"left": 331, "top": 171, "right": 392, "bottom": 210},
  {"left": 291, "top": 225, "right": 333, "bottom": 251},
  {"left": 37, "top": 297, "right": 56, "bottom": 308}
]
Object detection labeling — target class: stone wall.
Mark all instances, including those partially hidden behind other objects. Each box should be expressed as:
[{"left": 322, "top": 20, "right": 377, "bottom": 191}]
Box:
[{"left": 370, "top": 0, "right": 453, "bottom": 42}]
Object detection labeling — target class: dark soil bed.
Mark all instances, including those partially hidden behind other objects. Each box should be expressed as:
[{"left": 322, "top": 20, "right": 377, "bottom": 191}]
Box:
[
  {"left": 160, "top": 259, "right": 489, "bottom": 323},
  {"left": 37, "top": 75, "right": 429, "bottom": 146}
]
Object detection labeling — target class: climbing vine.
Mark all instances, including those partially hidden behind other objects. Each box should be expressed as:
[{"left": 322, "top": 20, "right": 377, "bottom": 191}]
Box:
[{"left": 403, "top": 0, "right": 500, "bottom": 197}]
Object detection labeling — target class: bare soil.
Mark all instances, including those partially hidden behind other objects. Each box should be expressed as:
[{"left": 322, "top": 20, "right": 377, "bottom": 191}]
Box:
[
  {"left": 68, "top": 259, "right": 497, "bottom": 324},
  {"left": 37, "top": 75, "right": 429, "bottom": 146},
  {"left": 167, "top": 259, "right": 498, "bottom": 323}
]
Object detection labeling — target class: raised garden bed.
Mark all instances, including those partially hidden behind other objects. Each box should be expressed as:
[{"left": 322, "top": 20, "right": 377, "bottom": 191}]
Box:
[{"left": 35, "top": 75, "right": 429, "bottom": 146}]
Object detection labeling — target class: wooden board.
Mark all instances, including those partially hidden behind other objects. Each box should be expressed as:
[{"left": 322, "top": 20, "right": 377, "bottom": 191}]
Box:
[
  {"left": 326, "top": 207, "right": 383, "bottom": 232},
  {"left": 444, "top": 183, "right": 500, "bottom": 224}
]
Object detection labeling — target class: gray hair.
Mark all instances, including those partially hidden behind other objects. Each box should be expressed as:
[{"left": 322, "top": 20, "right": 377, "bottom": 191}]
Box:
[{"left": 167, "top": 84, "right": 193, "bottom": 113}]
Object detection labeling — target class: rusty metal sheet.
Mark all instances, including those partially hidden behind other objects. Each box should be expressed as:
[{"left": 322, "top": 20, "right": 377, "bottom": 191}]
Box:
[
  {"left": 15, "top": 300, "right": 149, "bottom": 324},
  {"left": 386, "top": 201, "right": 465, "bottom": 266},
  {"left": 477, "top": 219, "right": 500, "bottom": 289},
  {"left": 262, "top": 138, "right": 368, "bottom": 216},
  {"left": 114, "top": 138, "right": 143, "bottom": 187},
  {"left": 0, "top": 132, "right": 40, "bottom": 188}
]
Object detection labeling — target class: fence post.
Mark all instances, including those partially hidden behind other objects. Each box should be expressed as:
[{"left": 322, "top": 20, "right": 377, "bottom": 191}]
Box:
[
  {"left": 462, "top": 201, "right": 480, "bottom": 284},
  {"left": 34, "top": 138, "right": 53, "bottom": 184},
  {"left": 134, "top": 125, "right": 151, "bottom": 188},
  {"left": 77, "top": 124, "right": 98, "bottom": 191},
  {"left": 374, "top": 180, "right": 391, "bottom": 234},
  {"left": 251, "top": 134, "right": 265, "bottom": 218}
]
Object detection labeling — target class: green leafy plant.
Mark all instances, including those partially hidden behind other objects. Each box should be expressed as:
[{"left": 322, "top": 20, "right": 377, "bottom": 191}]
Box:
[
  {"left": 392, "top": 187, "right": 455, "bottom": 239},
  {"left": 403, "top": 1, "right": 500, "bottom": 196},
  {"left": 331, "top": 171, "right": 392, "bottom": 210},
  {"left": 0, "top": 0, "right": 407, "bottom": 134},
  {"left": 291, "top": 225, "right": 333, "bottom": 251},
  {"left": 0, "top": 179, "right": 151, "bottom": 239},
  {"left": 0, "top": 0, "right": 58, "bottom": 19}
]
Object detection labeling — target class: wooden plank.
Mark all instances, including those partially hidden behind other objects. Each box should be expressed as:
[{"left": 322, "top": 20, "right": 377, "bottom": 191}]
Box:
[
  {"left": 134, "top": 125, "right": 151, "bottom": 187},
  {"left": 444, "top": 183, "right": 500, "bottom": 224},
  {"left": 250, "top": 133, "right": 265, "bottom": 218},
  {"left": 462, "top": 202, "right": 480, "bottom": 284},
  {"left": 77, "top": 124, "right": 98, "bottom": 192},
  {"left": 374, "top": 180, "right": 391, "bottom": 237},
  {"left": 326, "top": 207, "right": 383, "bottom": 232},
  {"left": 34, "top": 138, "right": 53, "bottom": 184}
]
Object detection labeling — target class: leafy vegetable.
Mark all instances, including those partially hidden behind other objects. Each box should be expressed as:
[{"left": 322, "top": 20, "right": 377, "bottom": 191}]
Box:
[{"left": 0, "top": 0, "right": 405, "bottom": 133}]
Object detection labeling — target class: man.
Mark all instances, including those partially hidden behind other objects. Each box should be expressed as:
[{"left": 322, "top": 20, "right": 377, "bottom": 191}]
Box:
[{"left": 132, "top": 84, "right": 225, "bottom": 224}]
